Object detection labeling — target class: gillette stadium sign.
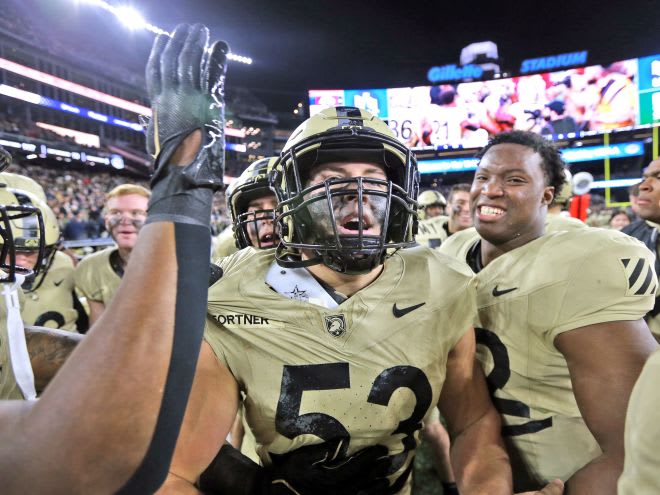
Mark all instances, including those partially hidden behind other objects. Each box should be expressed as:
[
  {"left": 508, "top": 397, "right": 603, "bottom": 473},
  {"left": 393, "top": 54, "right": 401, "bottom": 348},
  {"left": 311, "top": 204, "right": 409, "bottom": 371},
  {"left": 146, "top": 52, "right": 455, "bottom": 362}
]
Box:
[
  {"left": 520, "top": 51, "right": 588, "bottom": 74},
  {"left": 427, "top": 64, "right": 484, "bottom": 83}
]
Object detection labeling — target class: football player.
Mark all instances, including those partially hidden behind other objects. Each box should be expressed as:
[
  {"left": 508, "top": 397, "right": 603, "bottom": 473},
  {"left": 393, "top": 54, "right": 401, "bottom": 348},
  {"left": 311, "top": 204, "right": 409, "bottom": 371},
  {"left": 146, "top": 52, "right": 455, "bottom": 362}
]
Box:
[
  {"left": 417, "top": 184, "right": 472, "bottom": 248},
  {"left": 618, "top": 347, "right": 660, "bottom": 494},
  {"left": 0, "top": 23, "right": 229, "bottom": 493},
  {"left": 440, "top": 130, "right": 657, "bottom": 493},
  {"left": 73, "top": 183, "right": 150, "bottom": 324},
  {"left": 212, "top": 156, "right": 279, "bottom": 259},
  {"left": 417, "top": 189, "right": 446, "bottom": 220},
  {"left": 161, "top": 106, "right": 567, "bottom": 495},
  {"left": 0, "top": 188, "right": 84, "bottom": 331},
  {"left": 622, "top": 157, "right": 660, "bottom": 340}
]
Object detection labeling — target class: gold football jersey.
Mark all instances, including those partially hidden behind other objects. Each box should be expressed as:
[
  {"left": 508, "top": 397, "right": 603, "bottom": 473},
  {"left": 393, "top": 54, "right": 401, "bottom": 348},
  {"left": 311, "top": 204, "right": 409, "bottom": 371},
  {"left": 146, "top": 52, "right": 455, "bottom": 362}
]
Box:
[
  {"left": 73, "top": 247, "right": 122, "bottom": 305},
  {"left": 545, "top": 213, "right": 588, "bottom": 233},
  {"left": 22, "top": 251, "right": 78, "bottom": 331},
  {"left": 212, "top": 226, "right": 239, "bottom": 261},
  {"left": 440, "top": 228, "right": 656, "bottom": 490},
  {"left": 0, "top": 282, "right": 28, "bottom": 400},
  {"left": 618, "top": 348, "right": 660, "bottom": 495},
  {"left": 416, "top": 215, "right": 449, "bottom": 249},
  {"left": 205, "top": 247, "right": 477, "bottom": 494}
]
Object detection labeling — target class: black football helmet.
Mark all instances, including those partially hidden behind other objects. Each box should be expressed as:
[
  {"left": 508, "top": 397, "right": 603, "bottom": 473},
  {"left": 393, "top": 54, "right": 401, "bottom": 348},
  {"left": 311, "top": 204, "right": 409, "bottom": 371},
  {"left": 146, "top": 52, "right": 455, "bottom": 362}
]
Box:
[
  {"left": 226, "top": 157, "right": 278, "bottom": 249},
  {"left": 270, "top": 106, "right": 419, "bottom": 274}
]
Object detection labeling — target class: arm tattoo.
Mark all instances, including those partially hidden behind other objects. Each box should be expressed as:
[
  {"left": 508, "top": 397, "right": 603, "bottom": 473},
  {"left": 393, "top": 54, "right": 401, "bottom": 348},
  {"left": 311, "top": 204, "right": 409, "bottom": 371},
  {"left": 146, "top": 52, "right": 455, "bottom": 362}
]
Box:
[{"left": 24, "top": 326, "right": 83, "bottom": 393}]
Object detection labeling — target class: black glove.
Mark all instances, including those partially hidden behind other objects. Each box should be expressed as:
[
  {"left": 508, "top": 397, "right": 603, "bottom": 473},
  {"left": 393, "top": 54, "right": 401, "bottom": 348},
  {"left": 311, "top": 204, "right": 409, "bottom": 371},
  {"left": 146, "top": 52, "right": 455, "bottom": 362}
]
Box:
[
  {"left": 0, "top": 145, "right": 11, "bottom": 172},
  {"left": 143, "top": 23, "right": 229, "bottom": 226},
  {"left": 199, "top": 441, "right": 393, "bottom": 495}
]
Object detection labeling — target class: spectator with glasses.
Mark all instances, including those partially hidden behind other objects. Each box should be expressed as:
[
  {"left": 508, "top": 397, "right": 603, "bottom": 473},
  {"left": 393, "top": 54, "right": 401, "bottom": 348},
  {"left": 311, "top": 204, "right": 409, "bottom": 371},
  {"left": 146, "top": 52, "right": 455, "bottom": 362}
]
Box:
[{"left": 74, "top": 184, "right": 150, "bottom": 324}]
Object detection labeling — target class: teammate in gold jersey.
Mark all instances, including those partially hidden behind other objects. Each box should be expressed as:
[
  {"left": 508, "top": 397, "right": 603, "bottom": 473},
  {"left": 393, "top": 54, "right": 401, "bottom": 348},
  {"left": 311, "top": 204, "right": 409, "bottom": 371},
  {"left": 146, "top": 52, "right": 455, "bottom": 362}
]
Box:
[
  {"left": 416, "top": 184, "right": 472, "bottom": 249},
  {"left": 163, "top": 107, "right": 562, "bottom": 495},
  {"left": 440, "top": 130, "right": 657, "bottom": 493},
  {"left": 618, "top": 348, "right": 660, "bottom": 494},
  {"left": 0, "top": 189, "right": 84, "bottom": 332},
  {"left": 74, "top": 183, "right": 150, "bottom": 324}
]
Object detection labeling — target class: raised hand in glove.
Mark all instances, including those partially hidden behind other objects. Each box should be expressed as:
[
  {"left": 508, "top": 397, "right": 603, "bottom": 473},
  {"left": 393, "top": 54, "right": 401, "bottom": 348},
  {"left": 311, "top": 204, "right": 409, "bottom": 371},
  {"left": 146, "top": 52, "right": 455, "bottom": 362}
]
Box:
[
  {"left": 198, "top": 440, "right": 393, "bottom": 495},
  {"left": 143, "top": 23, "right": 229, "bottom": 226}
]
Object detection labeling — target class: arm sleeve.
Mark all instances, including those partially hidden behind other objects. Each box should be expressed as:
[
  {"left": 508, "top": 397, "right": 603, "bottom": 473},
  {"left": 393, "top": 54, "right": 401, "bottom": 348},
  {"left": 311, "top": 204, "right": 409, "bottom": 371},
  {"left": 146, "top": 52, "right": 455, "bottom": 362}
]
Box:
[{"left": 116, "top": 223, "right": 211, "bottom": 494}]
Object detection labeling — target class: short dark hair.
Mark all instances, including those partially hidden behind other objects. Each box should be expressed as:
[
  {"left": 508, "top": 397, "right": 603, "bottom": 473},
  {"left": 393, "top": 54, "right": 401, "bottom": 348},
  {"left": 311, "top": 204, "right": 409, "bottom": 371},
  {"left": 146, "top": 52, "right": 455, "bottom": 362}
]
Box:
[
  {"left": 609, "top": 208, "right": 632, "bottom": 224},
  {"left": 475, "top": 130, "right": 567, "bottom": 195},
  {"left": 448, "top": 183, "right": 471, "bottom": 203}
]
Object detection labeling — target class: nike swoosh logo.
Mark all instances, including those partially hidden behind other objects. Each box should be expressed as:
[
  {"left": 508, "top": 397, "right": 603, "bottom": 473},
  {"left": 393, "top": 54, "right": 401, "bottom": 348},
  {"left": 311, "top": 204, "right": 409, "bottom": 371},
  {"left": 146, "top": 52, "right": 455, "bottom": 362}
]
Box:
[
  {"left": 393, "top": 302, "right": 426, "bottom": 318},
  {"left": 492, "top": 285, "right": 517, "bottom": 297},
  {"left": 54, "top": 280, "right": 64, "bottom": 287}
]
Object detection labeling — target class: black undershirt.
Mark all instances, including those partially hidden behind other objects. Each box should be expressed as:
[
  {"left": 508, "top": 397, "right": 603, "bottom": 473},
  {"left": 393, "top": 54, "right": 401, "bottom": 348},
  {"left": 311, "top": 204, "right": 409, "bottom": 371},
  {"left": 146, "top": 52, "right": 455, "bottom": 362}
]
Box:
[
  {"left": 466, "top": 240, "right": 484, "bottom": 273},
  {"left": 109, "top": 249, "right": 125, "bottom": 278}
]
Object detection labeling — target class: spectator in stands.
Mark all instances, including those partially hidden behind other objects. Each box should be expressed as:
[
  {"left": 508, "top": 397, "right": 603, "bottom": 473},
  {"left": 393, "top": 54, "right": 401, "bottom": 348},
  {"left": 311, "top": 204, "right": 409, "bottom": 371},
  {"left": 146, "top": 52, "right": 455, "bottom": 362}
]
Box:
[
  {"left": 609, "top": 209, "right": 632, "bottom": 230},
  {"left": 74, "top": 184, "right": 149, "bottom": 324},
  {"left": 62, "top": 210, "right": 88, "bottom": 240}
]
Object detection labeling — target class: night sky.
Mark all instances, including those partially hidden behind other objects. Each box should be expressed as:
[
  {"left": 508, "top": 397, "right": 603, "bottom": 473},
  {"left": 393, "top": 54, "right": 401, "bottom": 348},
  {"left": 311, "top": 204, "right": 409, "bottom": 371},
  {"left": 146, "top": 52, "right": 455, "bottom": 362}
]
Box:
[{"left": 26, "top": 0, "right": 660, "bottom": 112}]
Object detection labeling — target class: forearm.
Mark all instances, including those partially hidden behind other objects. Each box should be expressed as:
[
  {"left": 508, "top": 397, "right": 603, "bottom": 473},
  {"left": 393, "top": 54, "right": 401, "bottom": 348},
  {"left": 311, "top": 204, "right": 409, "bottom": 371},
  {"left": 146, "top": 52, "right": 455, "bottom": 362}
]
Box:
[
  {"left": 5, "top": 223, "right": 181, "bottom": 493},
  {"left": 565, "top": 451, "right": 623, "bottom": 495},
  {"left": 5, "top": 223, "right": 210, "bottom": 494},
  {"left": 450, "top": 408, "right": 512, "bottom": 495}
]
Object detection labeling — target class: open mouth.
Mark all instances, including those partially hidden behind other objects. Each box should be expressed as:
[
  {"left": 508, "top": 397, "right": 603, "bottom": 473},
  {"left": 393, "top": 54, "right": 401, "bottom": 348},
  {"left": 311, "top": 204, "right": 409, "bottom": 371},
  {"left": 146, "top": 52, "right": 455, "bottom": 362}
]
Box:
[
  {"left": 338, "top": 215, "right": 377, "bottom": 235},
  {"left": 258, "top": 232, "right": 277, "bottom": 247},
  {"left": 477, "top": 205, "right": 506, "bottom": 220}
]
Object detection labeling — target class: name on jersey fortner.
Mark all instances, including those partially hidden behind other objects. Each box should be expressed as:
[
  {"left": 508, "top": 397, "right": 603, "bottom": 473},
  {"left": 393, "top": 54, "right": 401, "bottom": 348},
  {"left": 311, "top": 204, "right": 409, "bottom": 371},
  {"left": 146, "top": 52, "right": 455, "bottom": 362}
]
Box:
[{"left": 213, "top": 313, "right": 270, "bottom": 325}]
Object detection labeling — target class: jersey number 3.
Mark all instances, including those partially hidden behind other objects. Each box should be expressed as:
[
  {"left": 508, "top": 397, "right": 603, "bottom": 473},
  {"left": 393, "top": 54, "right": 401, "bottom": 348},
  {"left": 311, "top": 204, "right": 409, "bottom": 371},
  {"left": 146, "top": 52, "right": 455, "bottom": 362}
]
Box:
[{"left": 476, "top": 327, "right": 552, "bottom": 436}]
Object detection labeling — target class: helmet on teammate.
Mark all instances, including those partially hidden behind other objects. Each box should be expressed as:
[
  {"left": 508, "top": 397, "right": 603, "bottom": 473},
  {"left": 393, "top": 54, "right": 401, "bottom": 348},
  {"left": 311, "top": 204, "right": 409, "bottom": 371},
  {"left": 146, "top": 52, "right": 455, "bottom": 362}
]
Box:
[
  {"left": 270, "top": 106, "right": 419, "bottom": 274},
  {"left": 226, "top": 157, "right": 278, "bottom": 249},
  {"left": 417, "top": 190, "right": 447, "bottom": 220},
  {"left": 0, "top": 186, "right": 46, "bottom": 283},
  {"left": 3, "top": 188, "right": 59, "bottom": 290}
]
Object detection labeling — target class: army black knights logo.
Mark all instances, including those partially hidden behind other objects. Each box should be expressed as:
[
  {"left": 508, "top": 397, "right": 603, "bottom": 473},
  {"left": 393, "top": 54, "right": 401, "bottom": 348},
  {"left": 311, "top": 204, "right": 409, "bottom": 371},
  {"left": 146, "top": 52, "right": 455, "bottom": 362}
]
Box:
[{"left": 324, "top": 314, "right": 347, "bottom": 337}]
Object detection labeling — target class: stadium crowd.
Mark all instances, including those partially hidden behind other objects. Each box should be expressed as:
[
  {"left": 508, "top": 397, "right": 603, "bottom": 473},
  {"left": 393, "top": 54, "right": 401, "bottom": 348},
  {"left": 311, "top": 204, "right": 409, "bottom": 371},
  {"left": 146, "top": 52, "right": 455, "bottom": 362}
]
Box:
[{"left": 5, "top": 162, "right": 231, "bottom": 239}]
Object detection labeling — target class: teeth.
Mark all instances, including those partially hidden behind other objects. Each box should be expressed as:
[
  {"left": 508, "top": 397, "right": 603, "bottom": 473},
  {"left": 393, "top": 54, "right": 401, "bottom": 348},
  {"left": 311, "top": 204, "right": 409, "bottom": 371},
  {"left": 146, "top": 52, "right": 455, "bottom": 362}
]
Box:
[{"left": 480, "top": 206, "right": 504, "bottom": 216}]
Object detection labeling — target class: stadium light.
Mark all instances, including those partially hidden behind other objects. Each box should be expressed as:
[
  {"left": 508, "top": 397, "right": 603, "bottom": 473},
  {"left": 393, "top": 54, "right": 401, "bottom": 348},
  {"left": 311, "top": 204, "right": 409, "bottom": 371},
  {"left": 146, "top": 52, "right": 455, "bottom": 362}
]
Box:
[
  {"left": 114, "top": 5, "right": 147, "bottom": 30},
  {"left": 71, "top": 0, "right": 252, "bottom": 64}
]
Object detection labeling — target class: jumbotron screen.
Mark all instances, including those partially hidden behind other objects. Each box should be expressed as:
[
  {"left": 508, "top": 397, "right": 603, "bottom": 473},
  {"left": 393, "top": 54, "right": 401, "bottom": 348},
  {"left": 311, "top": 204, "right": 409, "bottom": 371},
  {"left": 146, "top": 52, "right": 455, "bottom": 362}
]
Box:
[{"left": 309, "top": 54, "right": 660, "bottom": 150}]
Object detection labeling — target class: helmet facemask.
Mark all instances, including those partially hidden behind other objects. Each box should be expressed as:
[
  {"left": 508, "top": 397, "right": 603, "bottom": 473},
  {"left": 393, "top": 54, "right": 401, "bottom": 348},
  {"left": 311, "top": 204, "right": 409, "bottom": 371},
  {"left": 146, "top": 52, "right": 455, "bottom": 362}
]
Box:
[
  {"left": 234, "top": 200, "right": 278, "bottom": 249},
  {"left": 0, "top": 203, "right": 45, "bottom": 284},
  {"left": 273, "top": 126, "right": 419, "bottom": 275}
]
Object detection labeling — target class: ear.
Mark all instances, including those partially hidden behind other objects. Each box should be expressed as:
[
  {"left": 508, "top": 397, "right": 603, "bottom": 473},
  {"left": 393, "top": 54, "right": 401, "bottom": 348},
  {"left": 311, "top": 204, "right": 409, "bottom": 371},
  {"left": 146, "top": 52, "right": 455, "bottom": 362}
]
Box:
[{"left": 542, "top": 186, "right": 554, "bottom": 206}]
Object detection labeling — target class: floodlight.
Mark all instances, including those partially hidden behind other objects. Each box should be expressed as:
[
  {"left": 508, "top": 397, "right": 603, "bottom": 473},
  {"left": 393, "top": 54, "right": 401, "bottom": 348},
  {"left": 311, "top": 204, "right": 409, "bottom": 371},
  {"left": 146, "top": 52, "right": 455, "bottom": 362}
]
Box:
[{"left": 114, "top": 6, "right": 146, "bottom": 30}]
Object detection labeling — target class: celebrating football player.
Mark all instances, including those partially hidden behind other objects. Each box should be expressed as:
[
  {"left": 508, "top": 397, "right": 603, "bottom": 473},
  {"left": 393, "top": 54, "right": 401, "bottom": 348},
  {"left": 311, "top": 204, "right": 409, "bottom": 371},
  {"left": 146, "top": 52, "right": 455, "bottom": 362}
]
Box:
[
  {"left": 0, "top": 23, "right": 229, "bottom": 493},
  {"left": 74, "top": 183, "right": 150, "bottom": 325},
  {"left": 440, "top": 130, "right": 658, "bottom": 493},
  {"left": 213, "top": 156, "right": 280, "bottom": 259}
]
